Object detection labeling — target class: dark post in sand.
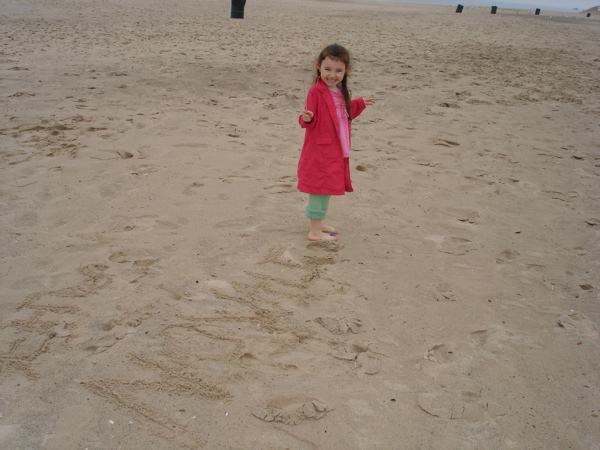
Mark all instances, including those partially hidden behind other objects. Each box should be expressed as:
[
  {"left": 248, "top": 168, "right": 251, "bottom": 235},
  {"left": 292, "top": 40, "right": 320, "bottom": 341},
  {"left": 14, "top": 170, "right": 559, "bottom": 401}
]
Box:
[{"left": 231, "top": 0, "right": 246, "bottom": 19}]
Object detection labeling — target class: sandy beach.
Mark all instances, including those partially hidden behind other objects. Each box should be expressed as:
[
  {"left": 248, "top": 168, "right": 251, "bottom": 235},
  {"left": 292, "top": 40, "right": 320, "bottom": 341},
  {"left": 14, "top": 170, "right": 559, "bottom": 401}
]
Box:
[{"left": 1, "top": 0, "right": 599, "bottom": 447}]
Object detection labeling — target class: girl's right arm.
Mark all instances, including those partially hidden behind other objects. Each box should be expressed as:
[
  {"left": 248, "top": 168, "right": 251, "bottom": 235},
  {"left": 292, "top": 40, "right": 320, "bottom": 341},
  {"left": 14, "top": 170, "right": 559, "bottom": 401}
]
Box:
[
  {"left": 299, "top": 111, "right": 314, "bottom": 128},
  {"left": 301, "top": 108, "right": 314, "bottom": 123},
  {"left": 299, "top": 87, "right": 318, "bottom": 128}
]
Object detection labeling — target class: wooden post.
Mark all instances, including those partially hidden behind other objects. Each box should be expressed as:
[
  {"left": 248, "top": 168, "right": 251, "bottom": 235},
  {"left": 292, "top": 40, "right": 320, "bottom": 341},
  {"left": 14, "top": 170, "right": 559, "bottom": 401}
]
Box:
[{"left": 231, "top": 0, "right": 246, "bottom": 19}]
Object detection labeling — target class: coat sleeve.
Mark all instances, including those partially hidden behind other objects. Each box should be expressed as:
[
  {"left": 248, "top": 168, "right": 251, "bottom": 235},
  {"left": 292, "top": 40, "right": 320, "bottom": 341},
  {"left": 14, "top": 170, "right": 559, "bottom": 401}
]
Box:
[
  {"left": 299, "top": 86, "right": 319, "bottom": 129},
  {"left": 350, "top": 97, "right": 367, "bottom": 120}
]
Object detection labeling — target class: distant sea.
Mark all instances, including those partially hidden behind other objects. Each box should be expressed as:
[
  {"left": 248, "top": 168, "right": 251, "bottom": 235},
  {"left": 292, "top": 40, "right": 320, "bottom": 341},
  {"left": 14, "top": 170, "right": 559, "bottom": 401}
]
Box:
[{"left": 369, "top": 0, "right": 594, "bottom": 13}]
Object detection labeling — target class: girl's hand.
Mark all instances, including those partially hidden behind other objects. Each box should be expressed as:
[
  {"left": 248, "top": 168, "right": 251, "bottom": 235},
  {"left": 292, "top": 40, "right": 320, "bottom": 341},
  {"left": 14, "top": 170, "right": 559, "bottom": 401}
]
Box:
[
  {"left": 302, "top": 108, "right": 314, "bottom": 123},
  {"left": 364, "top": 98, "right": 376, "bottom": 106}
]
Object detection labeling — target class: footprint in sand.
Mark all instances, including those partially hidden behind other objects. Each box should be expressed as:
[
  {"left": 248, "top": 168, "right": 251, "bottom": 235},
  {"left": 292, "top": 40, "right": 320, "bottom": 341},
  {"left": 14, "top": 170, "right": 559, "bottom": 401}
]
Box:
[
  {"left": 423, "top": 343, "right": 455, "bottom": 364},
  {"left": 130, "top": 165, "right": 158, "bottom": 176},
  {"left": 81, "top": 263, "right": 112, "bottom": 289},
  {"left": 120, "top": 215, "right": 179, "bottom": 233},
  {"left": 416, "top": 332, "right": 505, "bottom": 421},
  {"left": 315, "top": 316, "right": 362, "bottom": 335},
  {"left": 263, "top": 184, "right": 295, "bottom": 194},
  {"left": 433, "top": 138, "right": 460, "bottom": 147},
  {"left": 542, "top": 189, "right": 578, "bottom": 202},
  {"left": 306, "top": 240, "right": 341, "bottom": 252},
  {"left": 108, "top": 251, "right": 129, "bottom": 263},
  {"left": 184, "top": 181, "right": 205, "bottom": 195},
  {"left": 456, "top": 211, "right": 481, "bottom": 225},
  {"left": 330, "top": 341, "right": 381, "bottom": 375},
  {"left": 83, "top": 325, "right": 137, "bottom": 354},
  {"left": 252, "top": 396, "right": 333, "bottom": 425},
  {"left": 557, "top": 311, "right": 599, "bottom": 340},
  {"left": 134, "top": 258, "right": 158, "bottom": 268},
  {"left": 356, "top": 352, "right": 381, "bottom": 375},
  {"left": 116, "top": 151, "right": 134, "bottom": 159},
  {"left": 496, "top": 249, "right": 520, "bottom": 264},
  {"left": 355, "top": 163, "right": 377, "bottom": 172},
  {"left": 437, "top": 237, "right": 479, "bottom": 256},
  {"left": 418, "top": 389, "right": 485, "bottom": 420}
]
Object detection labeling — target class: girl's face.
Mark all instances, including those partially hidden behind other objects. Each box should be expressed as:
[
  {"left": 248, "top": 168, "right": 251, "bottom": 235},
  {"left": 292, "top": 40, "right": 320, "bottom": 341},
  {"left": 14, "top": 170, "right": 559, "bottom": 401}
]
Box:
[{"left": 318, "top": 56, "right": 347, "bottom": 91}]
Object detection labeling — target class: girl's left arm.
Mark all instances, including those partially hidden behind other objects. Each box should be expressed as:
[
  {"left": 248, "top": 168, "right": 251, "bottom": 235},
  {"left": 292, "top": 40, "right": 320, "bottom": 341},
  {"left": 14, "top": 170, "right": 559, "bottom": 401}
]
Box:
[{"left": 350, "top": 97, "right": 375, "bottom": 120}]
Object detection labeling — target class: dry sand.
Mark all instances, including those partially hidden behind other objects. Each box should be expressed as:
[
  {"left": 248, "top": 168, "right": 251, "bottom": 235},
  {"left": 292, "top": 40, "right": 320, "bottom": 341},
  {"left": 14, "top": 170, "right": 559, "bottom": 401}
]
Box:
[{"left": 1, "top": 0, "right": 599, "bottom": 448}]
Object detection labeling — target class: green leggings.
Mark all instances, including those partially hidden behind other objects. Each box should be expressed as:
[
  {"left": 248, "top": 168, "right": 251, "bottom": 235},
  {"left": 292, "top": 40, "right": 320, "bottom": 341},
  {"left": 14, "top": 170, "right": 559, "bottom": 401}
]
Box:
[{"left": 305, "top": 194, "right": 331, "bottom": 220}]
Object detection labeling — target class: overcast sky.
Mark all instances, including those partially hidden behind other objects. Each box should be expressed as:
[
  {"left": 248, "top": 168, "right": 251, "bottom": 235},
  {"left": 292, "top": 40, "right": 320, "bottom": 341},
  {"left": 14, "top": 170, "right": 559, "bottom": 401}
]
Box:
[
  {"left": 515, "top": 0, "right": 598, "bottom": 9},
  {"left": 383, "top": 0, "right": 599, "bottom": 11}
]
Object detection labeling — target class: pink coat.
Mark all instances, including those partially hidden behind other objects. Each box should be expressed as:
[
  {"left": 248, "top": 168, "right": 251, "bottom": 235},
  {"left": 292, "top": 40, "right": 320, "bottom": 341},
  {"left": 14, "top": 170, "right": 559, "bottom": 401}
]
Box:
[{"left": 297, "top": 79, "right": 367, "bottom": 195}]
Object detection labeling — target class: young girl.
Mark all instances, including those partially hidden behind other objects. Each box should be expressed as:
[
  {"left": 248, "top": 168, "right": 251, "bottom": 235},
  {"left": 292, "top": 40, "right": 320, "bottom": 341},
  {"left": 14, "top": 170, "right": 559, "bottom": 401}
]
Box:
[{"left": 298, "top": 44, "right": 375, "bottom": 241}]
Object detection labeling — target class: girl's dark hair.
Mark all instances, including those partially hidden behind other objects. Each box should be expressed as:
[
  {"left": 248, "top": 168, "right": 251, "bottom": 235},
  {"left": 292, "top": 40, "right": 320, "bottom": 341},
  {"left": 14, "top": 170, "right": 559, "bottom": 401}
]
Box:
[{"left": 314, "top": 44, "right": 352, "bottom": 117}]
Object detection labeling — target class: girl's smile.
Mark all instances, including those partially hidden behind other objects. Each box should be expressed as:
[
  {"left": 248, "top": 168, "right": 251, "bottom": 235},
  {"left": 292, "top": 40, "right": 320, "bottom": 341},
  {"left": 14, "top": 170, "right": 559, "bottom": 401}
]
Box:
[{"left": 318, "top": 56, "right": 347, "bottom": 91}]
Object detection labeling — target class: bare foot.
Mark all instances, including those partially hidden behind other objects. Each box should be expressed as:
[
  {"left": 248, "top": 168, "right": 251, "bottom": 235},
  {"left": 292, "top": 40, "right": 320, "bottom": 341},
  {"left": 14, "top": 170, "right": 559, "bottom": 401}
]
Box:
[
  {"left": 308, "top": 231, "right": 338, "bottom": 242},
  {"left": 321, "top": 224, "right": 339, "bottom": 234}
]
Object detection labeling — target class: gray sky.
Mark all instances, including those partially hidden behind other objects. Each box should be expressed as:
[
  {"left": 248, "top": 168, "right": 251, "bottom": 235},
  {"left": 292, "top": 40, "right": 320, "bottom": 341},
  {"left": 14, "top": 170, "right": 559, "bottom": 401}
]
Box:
[
  {"left": 386, "top": 0, "right": 599, "bottom": 11},
  {"left": 516, "top": 0, "right": 598, "bottom": 9}
]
